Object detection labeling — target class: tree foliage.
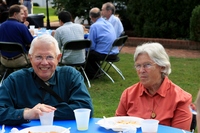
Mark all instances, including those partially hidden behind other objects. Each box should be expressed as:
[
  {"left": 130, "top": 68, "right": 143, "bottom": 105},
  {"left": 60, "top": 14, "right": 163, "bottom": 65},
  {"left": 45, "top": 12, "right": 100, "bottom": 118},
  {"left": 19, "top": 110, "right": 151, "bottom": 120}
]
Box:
[
  {"left": 51, "top": 0, "right": 128, "bottom": 25},
  {"left": 190, "top": 5, "right": 200, "bottom": 42},
  {"left": 51, "top": 0, "right": 200, "bottom": 39},
  {"left": 127, "top": 0, "right": 200, "bottom": 39}
]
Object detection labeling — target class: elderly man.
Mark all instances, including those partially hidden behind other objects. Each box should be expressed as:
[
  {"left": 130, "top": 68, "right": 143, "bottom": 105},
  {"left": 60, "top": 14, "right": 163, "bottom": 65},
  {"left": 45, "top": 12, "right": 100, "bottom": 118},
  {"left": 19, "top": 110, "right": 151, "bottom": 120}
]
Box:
[
  {"left": 0, "top": 34, "right": 93, "bottom": 125},
  {"left": 0, "top": 4, "right": 33, "bottom": 67},
  {"left": 85, "top": 7, "right": 118, "bottom": 79},
  {"left": 101, "top": 2, "right": 124, "bottom": 37}
]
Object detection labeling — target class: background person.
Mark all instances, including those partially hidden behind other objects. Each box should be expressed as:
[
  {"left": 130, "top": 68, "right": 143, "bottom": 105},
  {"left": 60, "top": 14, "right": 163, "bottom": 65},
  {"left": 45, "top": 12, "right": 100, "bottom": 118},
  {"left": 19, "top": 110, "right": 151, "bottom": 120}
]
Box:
[
  {"left": 20, "top": 5, "right": 39, "bottom": 28},
  {"left": 0, "top": 0, "right": 8, "bottom": 23},
  {"left": 101, "top": 2, "right": 124, "bottom": 37},
  {"left": 21, "top": 0, "right": 32, "bottom": 14},
  {"left": 0, "top": 34, "right": 94, "bottom": 125},
  {"left": 85, "top": 7, "right": 118, "bottom": 79},
  {"left": 115, "top": 42, "right": 192, "bottom": 131},
  {"left": 19, "top": 5, "right": 28, "bottom": 26},
  {"left": 5, "top": 0, "right": 20, "bottom": 8},
  {"left": 54, "top": 11, "right": 86, "bottom": 64},
  {"left": 0, "top": 4, "right": 33, "bottom": 68}
]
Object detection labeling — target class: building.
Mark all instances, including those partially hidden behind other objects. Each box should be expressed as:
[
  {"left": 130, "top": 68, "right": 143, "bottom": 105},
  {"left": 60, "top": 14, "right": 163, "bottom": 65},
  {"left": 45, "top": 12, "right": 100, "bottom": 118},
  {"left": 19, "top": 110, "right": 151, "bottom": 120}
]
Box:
[{"left": 33, "top": 0, "right": 53, "bottom": 7}]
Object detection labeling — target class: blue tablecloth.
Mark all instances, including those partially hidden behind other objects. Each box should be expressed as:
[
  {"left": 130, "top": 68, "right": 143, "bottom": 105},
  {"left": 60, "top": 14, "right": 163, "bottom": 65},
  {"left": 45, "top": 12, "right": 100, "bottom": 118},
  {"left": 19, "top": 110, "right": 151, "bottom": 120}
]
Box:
[{"left": 2, "top": 118, "right": 191, "bottom": 133}]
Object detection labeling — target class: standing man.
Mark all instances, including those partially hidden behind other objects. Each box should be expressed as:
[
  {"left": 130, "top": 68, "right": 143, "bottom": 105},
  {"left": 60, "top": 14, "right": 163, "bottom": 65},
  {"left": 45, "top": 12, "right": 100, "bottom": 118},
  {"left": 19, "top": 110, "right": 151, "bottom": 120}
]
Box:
[
  {"left": 101, "top": 2, "right": 124, "bottom": 37},
  {"left": 53, "top": 11, "right": 86, "bottom": 64},
  {"left": 0, "top": 4, "right": 33, "bottom": 67},
  {"left": 21, "top": 0, "right": 32, "bottom": 14},
  {"left": 85, "top": 7, "right": 118, "bottom": 79}
]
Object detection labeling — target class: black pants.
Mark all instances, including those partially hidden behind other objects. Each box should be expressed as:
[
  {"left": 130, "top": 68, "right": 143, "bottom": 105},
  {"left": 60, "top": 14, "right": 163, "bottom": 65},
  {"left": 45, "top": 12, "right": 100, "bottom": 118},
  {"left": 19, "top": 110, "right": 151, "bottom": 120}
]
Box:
[
  {"left": 190, "top": 114, "right": 196, "bottom": 131},
  {"left": 85, "top": 50, "right": 117, "bottom": 79}
]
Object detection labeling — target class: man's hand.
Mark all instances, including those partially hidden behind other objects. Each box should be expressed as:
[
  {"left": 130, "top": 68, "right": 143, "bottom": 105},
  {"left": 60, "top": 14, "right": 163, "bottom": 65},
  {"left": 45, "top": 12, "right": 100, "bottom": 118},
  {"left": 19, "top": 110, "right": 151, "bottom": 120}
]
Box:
[{"left": 23, "top": 103, "right": 56, "bottom": 120}]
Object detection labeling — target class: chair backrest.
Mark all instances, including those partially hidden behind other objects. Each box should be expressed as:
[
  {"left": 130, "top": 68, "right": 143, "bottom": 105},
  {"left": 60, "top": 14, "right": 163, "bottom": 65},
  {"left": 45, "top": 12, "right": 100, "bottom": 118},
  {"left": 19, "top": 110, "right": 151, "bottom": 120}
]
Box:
[
  {"left": 0, "top": 41, "right": 26, "bottom": 53},
  {"left": 60, "top": 39, "right": 92, "bottom": 64},
  {"left": 112, "top": 35, "right": 128, "bottom": 47},
  {"left": 107, "top": 35, "right": 128, "bottom": 55},
  {"left": 0, "top": 41, "right": 29, "bottom": 63},
  {"left": 63, "top": 39, "right": 91, "bottom": 50}
]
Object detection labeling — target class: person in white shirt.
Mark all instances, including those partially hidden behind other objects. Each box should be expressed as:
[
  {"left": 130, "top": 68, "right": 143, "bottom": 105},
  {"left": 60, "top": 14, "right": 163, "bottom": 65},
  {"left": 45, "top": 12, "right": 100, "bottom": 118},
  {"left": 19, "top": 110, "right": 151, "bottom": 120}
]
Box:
[{"left": 101, "top": 2, "right": 124, "bottom": 37}]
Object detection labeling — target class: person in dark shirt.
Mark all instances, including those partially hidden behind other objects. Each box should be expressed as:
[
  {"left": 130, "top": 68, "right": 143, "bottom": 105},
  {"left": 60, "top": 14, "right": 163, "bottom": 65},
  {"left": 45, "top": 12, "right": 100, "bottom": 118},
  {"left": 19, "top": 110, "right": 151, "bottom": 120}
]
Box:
[
  {"left": 0, "top": 4, "right": 33, "bottom": 67},
  {"left": 0, "top": 34, "right": 94, "bottom": 125},
  {"left": 0, "top": 0, "right": 8, "bottom": 23},
  {"left": 5, "top": 0, "right": 20, "bottom": 7}
]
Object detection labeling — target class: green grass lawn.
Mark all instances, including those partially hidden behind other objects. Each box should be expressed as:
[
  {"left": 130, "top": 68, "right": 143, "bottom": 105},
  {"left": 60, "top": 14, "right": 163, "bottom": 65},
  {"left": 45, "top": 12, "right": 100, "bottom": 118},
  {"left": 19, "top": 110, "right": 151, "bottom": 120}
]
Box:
[{"left": 33, "top": 6, "right": 58, "bottom": 22}]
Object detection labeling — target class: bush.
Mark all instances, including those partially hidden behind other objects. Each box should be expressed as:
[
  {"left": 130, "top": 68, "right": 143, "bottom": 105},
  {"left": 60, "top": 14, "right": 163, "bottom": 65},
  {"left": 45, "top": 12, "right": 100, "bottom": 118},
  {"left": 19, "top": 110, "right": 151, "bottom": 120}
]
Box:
[
  {"left": 127, "top": 0, "right": 200, "bottom": 39},
  {"left": 190, "top": 5, "right": 200, "bottom": 42}
]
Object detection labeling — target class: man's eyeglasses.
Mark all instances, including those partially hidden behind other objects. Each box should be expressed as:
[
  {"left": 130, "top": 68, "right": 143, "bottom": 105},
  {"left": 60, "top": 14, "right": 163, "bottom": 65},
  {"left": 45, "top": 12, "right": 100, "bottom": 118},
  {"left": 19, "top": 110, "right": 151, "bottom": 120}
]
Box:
[
  {"left": 31, "top": 55, "right": 56, "bottom": 62},
  {"left": 134, "top": 63, "right": 156, "bottom": 71}
]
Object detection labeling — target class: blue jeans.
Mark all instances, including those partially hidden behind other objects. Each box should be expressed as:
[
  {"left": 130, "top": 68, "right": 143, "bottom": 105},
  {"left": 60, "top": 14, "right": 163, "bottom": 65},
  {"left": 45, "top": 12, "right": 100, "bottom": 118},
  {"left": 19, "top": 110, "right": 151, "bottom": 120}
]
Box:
[{"left": 23, "top": 1, "right": 32, "bottom": 14}]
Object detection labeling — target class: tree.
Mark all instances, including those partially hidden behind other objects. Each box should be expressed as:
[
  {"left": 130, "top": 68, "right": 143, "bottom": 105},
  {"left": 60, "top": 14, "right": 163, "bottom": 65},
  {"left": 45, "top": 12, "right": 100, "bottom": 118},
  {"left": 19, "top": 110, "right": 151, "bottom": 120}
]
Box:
[
  {"left": 127, "top": 0, "right": 200, "bottom": 39},
  {"left": 51, "top": 0, "right": 128, "bottom": 25}
]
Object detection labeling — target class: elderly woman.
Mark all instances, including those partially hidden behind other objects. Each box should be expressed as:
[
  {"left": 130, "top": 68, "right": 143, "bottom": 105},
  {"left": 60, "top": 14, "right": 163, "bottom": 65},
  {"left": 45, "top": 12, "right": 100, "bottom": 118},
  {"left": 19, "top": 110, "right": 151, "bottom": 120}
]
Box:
[{"left": 115, "top": 42, "right": 192, "bottom": 131}]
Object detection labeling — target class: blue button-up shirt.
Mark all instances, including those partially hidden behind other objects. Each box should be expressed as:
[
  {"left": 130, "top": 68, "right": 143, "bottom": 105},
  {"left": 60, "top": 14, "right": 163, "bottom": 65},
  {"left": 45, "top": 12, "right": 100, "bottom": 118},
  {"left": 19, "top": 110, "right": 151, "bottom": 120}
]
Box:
[{"left": 88, "top": 17, "right": 119, "bottom": 55}]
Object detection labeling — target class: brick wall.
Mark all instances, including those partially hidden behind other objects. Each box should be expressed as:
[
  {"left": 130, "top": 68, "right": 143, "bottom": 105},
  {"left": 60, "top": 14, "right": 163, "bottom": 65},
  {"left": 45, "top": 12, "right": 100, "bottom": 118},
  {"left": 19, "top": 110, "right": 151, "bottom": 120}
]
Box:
[{"left": 125, "top": 37, "right": 200, "bottom": 50}]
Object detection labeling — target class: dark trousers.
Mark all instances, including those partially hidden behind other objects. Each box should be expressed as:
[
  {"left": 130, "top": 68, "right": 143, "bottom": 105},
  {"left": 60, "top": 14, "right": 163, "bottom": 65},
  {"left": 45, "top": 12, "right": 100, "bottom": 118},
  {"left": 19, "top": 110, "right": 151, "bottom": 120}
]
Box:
[
  {"left": 85, "top": 50, "right": 117, "bottom": 79},
  {"left": 190, "top": 114, "right": 196, "bottom": 131}
]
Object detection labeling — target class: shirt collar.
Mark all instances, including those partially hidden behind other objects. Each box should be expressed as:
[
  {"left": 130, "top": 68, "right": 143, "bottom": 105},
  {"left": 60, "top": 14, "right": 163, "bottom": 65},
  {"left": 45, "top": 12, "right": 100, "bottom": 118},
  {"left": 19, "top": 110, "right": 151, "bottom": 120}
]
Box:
[
  {"left": 63, "top": 22, "right": 73, "bottom": 25},
  {"left": 140, "top": 76, "right": 169, "bottom": 97},
  {"left": 32, "top": 69, "right": 57, "bottom": 86}
]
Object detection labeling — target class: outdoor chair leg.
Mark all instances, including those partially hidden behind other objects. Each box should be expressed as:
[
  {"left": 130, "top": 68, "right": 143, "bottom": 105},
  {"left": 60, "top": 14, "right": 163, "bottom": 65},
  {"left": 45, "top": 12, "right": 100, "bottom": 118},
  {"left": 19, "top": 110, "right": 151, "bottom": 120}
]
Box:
[
  {"left": 93, "top": 62, "right": 115, "bottom": 83},
  {"left": 80, "top": 67, "right": 91, "bottom": 88},
  {"left": 108, "top": 62, "right": 125, "bottom": 80}
]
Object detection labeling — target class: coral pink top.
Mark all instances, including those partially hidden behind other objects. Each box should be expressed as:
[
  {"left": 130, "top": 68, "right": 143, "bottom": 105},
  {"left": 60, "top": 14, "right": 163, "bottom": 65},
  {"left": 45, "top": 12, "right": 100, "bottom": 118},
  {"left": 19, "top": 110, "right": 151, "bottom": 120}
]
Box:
[{"left": 115, "top": 77, "right": 192, "bottom": 131}]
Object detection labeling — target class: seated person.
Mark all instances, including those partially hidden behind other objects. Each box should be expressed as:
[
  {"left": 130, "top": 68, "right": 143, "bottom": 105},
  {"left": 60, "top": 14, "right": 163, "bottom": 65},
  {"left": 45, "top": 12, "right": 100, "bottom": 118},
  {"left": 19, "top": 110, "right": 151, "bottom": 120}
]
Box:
[
  {"left": 0, "top": 34, "right": 94, "bottom": 125},
  {"left": 0, "top": 4, "right": 33, "bottom": 68},
  {"left": 54, "top": 11, "right": 85, "bottom": 64},
  {"left": 85, "top": 7, "right": 118, "bottom": 79},
  {"left": 101, "top": 2, "right": 124, "bottom": 38},
  {"left": 20, "top": 5, "right": 39, "bottom": 28},
  {"left": 0, "top": 0, "right": 7, "bottom": 13},
  {"left": 115, "top": 42, "right": 192, "bottom": 131},
  {"left": 0, "top": 0, "right": 8, "bottom": 23}
]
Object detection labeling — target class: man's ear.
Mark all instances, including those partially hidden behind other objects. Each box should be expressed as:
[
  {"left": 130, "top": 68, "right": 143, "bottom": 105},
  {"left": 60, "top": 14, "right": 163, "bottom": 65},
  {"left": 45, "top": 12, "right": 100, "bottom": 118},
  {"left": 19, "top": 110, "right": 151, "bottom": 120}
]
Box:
[{"left": 57, "top": 53, "right": 62, "bottom": 62}]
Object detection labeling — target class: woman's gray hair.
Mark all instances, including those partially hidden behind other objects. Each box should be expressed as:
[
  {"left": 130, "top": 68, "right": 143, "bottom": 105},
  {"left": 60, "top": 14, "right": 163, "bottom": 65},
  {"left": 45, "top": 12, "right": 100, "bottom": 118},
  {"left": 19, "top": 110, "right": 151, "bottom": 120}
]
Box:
[
  {"left": 29, "top": 34, "right": 61, "bottom": 55},
  {"left": 134, "top": 42, "right": 171, "bottom": 76}
]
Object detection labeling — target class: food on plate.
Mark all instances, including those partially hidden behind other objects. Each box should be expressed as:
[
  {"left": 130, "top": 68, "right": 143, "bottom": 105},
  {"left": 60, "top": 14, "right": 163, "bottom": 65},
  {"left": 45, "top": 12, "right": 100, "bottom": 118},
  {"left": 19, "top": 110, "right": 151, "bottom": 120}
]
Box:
[{"left": 116, "top": 120, "right": 140, "bottom": 126}]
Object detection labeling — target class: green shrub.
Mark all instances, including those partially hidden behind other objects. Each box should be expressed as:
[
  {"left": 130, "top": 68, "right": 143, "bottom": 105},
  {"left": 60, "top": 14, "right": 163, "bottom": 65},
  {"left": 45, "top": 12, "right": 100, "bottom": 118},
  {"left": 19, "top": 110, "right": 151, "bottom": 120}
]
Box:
[
  {"left": 127, "top": 0, "right": 200, "bottom": 39},
  {"left": 33, "top": 3, "right": 40, "bottom": 7},
  {"left": 190, "top": 5, "right": 200, "bottom": 42}
]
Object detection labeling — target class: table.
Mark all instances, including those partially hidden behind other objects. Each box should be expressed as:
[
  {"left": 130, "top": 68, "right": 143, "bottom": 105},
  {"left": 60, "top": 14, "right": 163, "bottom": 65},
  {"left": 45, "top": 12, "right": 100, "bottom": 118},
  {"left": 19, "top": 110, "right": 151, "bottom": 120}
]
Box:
[{"left": 3, "top": 118, "right": 191, "bottom": 133}]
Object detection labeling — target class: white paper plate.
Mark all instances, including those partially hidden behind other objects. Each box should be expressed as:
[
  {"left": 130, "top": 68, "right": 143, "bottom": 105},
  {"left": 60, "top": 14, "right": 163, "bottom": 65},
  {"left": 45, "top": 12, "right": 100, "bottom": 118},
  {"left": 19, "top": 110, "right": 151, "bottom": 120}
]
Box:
[
  {"left": 18, "top": 125, "right": 70, "bottom": 133},
  {"left": 96, "top": 116, "right": 143, "bottom": 132}
]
